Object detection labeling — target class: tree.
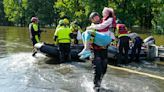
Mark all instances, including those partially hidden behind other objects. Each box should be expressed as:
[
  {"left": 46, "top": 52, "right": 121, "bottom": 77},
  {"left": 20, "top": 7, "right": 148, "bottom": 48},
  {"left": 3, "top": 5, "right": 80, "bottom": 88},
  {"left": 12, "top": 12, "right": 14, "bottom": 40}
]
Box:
[
  {"left": 1, "top": 0, "right": 163, "bottom": 34},
  {"left": 26, "top": 0, "right": 56, "bottom": 27},
  {"left": 0, "top": 0, "right": 7, "bottom": 25},
  {"left": 3, "top": 0, "right": 28, "bottom": 26},
  {"left": 54, "top": 0, "right": 86, "bottom": 26},
  {"left": 151, "top": 0, "right": 164, "bottom": 34},
  {"left": 54, "top": 0, "right": 108, "bottom": 27}
]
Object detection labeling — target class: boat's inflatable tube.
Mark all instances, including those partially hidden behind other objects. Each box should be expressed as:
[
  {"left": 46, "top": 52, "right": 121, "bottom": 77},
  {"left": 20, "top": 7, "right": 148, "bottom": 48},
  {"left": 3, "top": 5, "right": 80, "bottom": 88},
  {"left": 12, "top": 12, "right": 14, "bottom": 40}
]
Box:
[
  {"left": 34, "top": 43, "right": 84, "bottom": 61},
  {"left": 40, "top": 44, "right": 59, "bottom": 57},
  {"left": 34, "top": 43, "right": 118, "bottom": 61},
  {"left": 107, "top": 46, "right": 118, "bottom": 59}
]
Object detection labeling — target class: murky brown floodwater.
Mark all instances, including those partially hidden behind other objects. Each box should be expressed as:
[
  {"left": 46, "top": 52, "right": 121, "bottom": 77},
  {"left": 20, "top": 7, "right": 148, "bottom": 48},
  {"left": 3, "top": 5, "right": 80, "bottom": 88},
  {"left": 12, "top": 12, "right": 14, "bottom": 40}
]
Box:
[{"left": 0, "top": 26, "right": 164, "bottom": 92}]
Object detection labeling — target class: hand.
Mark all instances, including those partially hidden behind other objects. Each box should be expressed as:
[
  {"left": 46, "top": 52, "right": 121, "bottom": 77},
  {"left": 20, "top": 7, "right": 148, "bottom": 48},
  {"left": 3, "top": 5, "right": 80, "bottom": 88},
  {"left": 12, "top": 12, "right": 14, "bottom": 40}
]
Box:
[{"left": 86, "top": 26, "right": 91, "bottom": 30}]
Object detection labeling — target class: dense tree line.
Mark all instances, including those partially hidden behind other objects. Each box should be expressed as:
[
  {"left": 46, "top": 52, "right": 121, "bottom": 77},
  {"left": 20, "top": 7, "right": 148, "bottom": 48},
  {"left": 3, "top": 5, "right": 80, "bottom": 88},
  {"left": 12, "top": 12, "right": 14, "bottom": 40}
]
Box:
[
  {"left": 0, "top": 0, "right": 163, "bottom": 33},
  {"left": 0, "top": 0, "right": 10, "bottom": 25}
]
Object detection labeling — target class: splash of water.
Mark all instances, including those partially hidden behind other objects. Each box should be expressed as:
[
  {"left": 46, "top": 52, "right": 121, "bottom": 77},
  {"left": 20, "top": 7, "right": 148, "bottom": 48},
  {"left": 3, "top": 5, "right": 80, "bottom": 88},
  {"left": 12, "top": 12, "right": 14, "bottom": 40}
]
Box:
[{"left": 81, "top": 75, "right": 94, "bottom": 92}]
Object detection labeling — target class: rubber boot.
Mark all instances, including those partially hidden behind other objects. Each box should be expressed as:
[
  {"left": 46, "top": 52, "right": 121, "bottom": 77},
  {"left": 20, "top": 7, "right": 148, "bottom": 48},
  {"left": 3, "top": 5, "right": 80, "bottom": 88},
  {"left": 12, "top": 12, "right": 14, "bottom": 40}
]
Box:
[{"left": 32, "top": 48, "right": 37, "bottom": 57}]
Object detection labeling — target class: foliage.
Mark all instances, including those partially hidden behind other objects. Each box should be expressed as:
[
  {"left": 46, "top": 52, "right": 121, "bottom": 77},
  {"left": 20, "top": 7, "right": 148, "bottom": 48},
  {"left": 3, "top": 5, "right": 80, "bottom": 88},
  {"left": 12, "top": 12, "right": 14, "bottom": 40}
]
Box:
[
  {"left": 0, "top": 0, "right": 5, "bottom": 24},
  {"left": 54, "top": 0, "right": 107, "bottom": 27},
  {"left": 151, "top": 0, "right": 164, "bottom": 34},
  {"left": 26, "top": 0, "right": 55, "bottom": 27},
  {"left": 0, "top": 0, "right": 163, "bottom": 34},
  {"left": 3, "top": 0, "right": 27, "bottom": 26}
]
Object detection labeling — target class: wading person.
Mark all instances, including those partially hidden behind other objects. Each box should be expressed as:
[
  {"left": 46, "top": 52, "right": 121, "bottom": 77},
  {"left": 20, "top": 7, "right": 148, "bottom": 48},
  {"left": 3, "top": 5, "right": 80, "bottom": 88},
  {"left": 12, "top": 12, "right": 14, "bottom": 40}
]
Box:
[
  {"left": 29, "top": 17, "right": 41, "bottom": 56},
  {"left": 54, "top": 19, "right": 72, "bottom": 63},
  {"left": 79, "top": 7, "right": 115, "bottom": 91},
  {"left": 116, "top": 24, "right": 130, "bottom": 65},
  {"left": 89, "top": 8, "right": 115, "bottom": 92},
  {"left": 78, "top": 7, "right": 115, "bottom": 59}
]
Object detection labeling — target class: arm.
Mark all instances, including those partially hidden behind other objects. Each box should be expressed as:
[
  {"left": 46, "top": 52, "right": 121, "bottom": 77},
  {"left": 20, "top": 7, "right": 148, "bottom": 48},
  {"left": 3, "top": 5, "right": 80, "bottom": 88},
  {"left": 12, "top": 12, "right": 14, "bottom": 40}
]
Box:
[
  {"left": 69, "top": 28, "right": 73, "bottom": 39},
  {"left": 87, "top": 18, "right": 113, "bottom": 30},
  {"left": 53, "top": 36, "right": 58, "bottom": 41},
  {"left": 35, "top": 35, "right": 40, "bottom": 42},
  {"left": 53, "top": 29, "right": 58, "bottom": 41}
]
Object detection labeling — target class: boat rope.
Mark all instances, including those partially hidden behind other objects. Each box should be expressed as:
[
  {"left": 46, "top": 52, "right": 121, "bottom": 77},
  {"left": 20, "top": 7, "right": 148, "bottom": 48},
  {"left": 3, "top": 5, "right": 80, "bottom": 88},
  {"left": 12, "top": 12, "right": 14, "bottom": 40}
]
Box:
[{"left": 108, "top": 65, "right": 164, "bottom": 80}]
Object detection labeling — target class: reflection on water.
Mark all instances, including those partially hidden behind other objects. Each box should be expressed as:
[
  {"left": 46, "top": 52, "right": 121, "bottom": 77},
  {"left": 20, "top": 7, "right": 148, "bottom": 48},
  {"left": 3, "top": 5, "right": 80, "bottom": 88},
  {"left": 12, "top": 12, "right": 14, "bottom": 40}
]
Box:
[{"left": 0, "top": 26, "right": 164, "bottom": 92}]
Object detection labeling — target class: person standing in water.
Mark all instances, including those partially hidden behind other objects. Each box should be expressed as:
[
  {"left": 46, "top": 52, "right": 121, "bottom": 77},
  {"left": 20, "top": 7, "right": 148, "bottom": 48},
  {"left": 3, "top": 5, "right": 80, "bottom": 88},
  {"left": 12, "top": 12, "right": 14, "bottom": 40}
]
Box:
[
  {"left": 54, "top": 18, "right": 72, "bottom": 63},
  {"left": 29, "top": 17, "right": 41, "bottom": 56},
  {"left": 129, "top": 33, "right": 143, "bottom": 62},
  {"left": 79, "top": 7, "right": 115, "bottom": 91},
  {"left": 116, "top": 24, "right": 130, "bottom": 65},
  {"left": 89, "top": 8, "right": 115, "bottom": 92}
]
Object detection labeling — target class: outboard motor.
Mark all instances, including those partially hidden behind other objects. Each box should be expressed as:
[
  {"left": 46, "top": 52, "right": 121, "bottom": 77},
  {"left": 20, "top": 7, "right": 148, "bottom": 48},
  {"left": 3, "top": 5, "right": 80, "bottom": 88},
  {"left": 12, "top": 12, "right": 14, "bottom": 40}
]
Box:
[
  {"left": 143, "top": 36, "right": 155, "bottom": 46},
  {"left": 143, "top": 36, "right": 157, "bottom": 61}
]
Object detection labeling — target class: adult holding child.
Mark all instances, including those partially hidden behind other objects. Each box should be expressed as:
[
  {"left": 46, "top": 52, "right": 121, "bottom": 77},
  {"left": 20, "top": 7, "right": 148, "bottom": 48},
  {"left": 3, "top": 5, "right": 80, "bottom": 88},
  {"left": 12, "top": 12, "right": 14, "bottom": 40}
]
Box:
[{"left": 78, "top": 7, "right": 115, "bottom": 91}]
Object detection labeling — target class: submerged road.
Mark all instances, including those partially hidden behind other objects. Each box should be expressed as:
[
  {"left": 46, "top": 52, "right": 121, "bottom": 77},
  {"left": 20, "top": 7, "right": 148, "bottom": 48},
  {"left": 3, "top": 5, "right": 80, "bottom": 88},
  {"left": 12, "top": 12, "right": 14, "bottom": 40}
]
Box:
[
  {"left": 0, "top": 27, "right": 164, "bottom": 92},
  {"left": 0, "top": 53, "right": 164, "bottom": 92}
]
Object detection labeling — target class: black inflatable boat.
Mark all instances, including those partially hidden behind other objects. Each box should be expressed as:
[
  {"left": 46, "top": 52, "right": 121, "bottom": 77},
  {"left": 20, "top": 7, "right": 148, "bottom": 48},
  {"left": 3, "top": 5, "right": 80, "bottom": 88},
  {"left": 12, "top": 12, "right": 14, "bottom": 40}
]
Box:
[{"left": 34, "top": 36, "right": 155, "bottom": 61}]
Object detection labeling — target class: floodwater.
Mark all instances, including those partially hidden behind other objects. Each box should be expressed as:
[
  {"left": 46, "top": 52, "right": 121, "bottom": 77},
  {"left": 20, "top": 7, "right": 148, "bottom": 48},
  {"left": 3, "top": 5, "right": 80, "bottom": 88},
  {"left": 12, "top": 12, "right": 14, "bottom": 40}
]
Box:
[{"left": 0, "top": 26, "right": 164, "bottom": 92}]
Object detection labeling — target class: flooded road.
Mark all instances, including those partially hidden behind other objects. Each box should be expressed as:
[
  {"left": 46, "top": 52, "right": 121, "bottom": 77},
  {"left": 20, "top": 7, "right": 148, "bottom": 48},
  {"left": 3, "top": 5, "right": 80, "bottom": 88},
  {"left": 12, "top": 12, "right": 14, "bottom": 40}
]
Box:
[{"left": 0, "top": 26, "right": 164, "bottom": 92}]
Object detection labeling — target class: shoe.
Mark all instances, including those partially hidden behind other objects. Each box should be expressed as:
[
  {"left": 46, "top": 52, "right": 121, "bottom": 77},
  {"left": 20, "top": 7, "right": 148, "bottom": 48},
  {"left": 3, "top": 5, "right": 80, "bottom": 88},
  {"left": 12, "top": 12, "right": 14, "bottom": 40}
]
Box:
[
  {"left": 93, "top": 87, "right": 100, "bottom": 92},
  {"left": 32, "top": 52, "right": 37, "bottom": 57},
  {"left": 32, "top": 48, "right": 37, "bottom": 57},
  {"left": 79, "top": 52, "right": 92, "bottom": 60},
  {"left": 78, "top": 50, "right": 91, "bottom": 56}
]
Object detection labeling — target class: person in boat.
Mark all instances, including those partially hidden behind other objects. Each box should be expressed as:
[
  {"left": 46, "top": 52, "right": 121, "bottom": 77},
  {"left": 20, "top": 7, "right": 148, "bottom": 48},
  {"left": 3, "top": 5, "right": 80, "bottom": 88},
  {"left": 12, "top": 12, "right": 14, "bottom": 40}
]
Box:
[
  {"left": 129, "top": 33, "right": 143, "bottom": 62},
  {"left": 29, "top": 17, "right": 41, "bottom": 56},
  {"left": 115, "top": 24, "right": 130, "bottom": 65},
  {"left": 70, "top": 20, "right": 82, "bottom": 44},
  {"left": 54, "top": 18, "right": 72, "bottom": 63},
  {"left": 79, "top": 7, "right": 115, "bottom": 91}
]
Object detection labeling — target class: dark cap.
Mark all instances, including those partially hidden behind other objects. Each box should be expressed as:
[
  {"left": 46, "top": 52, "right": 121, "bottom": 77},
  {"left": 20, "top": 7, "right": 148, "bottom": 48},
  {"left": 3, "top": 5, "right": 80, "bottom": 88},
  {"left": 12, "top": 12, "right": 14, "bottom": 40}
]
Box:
[{"left": 89, "top": 12, "right": 99, "bottom": 20}]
